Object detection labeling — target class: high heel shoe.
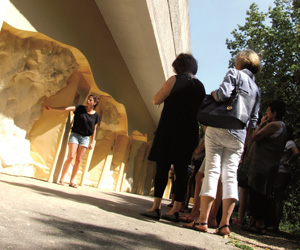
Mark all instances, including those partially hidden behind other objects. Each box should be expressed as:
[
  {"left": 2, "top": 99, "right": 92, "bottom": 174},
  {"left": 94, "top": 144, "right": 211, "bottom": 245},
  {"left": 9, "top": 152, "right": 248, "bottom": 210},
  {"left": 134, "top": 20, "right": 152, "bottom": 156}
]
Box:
[{"left": 140, "top": 209, "right": 161, "bottom": 220}]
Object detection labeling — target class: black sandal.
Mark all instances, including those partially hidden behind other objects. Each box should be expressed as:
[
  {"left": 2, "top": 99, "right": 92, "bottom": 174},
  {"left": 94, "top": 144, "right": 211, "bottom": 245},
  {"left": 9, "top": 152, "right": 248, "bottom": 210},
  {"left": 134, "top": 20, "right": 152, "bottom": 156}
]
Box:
[
  {"left": 216, "top": 224, "right": 230, "bottom": 236},
  {"left": 161, "top": 212, "right": 180, "bottom": 222},
  {"left": 69, "top": 183, "right": 78, "bottom": 188},
  {"left": 193, "top": 222, "right": 208, "bottom": 232},
  {"left": 140, "top": 209, "right": 161, "bottom": 220}
]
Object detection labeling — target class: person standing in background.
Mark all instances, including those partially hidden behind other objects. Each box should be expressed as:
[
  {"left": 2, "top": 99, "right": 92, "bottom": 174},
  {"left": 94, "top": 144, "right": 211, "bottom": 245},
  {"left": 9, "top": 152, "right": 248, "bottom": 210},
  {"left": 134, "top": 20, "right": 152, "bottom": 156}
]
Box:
[
  {"left": 273, "top": 125, "right": 299, "bottom": 231},
  {"left": 247, "top": 100, "right": 287, "bottom": 234},
  {"left": 45, "top": 94, "right": 100, "bottom": 188}
]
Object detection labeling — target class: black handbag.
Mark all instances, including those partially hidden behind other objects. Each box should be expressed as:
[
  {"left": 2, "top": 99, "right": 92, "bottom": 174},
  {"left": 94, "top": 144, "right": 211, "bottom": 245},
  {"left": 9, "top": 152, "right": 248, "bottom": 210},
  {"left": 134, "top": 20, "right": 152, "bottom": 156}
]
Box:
[{"left": 197, "top": 76, "right": 256, "bottom": 129}]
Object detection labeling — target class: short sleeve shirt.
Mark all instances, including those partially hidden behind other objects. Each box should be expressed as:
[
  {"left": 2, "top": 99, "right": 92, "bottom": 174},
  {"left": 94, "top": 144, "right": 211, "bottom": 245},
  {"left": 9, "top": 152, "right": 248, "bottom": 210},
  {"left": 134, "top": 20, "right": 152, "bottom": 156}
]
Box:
[
  {"left": 278, "top": 140, "right": 297, "bottom": 174},
  {"left": 71, "top": 105, "right": 100, "bottom": 136}
]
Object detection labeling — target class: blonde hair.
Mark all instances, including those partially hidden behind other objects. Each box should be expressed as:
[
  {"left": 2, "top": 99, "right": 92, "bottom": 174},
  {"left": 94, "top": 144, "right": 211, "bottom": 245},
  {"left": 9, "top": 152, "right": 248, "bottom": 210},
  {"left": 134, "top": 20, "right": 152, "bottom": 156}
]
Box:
[{"left": 235, "top": 49, "right": 261, "bottom": 74}]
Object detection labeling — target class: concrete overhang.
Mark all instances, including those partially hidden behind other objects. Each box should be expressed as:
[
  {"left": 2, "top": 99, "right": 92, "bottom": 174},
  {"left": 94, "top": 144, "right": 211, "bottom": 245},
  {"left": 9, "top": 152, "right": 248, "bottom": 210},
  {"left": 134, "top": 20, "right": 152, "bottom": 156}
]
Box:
[{"left": 96, "top": 0, "right": 190, "bottom": 126}]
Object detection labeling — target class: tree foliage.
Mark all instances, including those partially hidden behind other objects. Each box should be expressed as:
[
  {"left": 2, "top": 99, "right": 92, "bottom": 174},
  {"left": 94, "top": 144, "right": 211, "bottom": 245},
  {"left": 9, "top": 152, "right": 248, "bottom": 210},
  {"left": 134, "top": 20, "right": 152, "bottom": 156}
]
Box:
[{"left": 226, "top": 0, "right": 300, "bottom": 231}]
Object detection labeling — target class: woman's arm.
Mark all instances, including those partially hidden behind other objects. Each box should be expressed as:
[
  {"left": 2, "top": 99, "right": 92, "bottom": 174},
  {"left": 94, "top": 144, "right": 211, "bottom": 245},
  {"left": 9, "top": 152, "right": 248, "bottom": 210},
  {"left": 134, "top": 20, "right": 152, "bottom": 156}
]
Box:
[
  {"left": 89, "top": 123, "right": 98, "bottom": 150},
  {"left": 285, "top": 145, "right": 300, "bottom": 165},
  {"left": 153, "top": 76, "right": 176, "bottom": 105},
  {"left": 195, "top": 140, "right": 205, "bottom": 154},
  {"left": 252, "top": 115, "right": 281, "bottom": 142},
  {"left": 211, "top": 69, "right": 236, "bottom": 102},
  {"left": 44, "top": 105, "right": 76, "bottom": 112}
]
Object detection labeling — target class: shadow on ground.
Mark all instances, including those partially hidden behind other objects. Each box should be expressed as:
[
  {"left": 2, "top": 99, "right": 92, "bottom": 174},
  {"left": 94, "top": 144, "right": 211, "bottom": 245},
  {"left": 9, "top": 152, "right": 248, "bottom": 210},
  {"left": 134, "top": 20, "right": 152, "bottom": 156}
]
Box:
[
  {"left": 0, "top": 179, "right": 151, "bottom": 219},
  {"left": 1, "top": 176, "right": 300, "bottom": 250},
  {"left": 31, "top": 214, "right": 203, "bottom": 250}
]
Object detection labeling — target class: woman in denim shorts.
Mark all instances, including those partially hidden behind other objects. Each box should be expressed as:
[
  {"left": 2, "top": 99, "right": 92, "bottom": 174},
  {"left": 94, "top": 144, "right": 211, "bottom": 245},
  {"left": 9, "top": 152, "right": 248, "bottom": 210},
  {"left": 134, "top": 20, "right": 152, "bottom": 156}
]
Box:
[{"left": 45, "top": 94, "right": 100, "bottom": 188}]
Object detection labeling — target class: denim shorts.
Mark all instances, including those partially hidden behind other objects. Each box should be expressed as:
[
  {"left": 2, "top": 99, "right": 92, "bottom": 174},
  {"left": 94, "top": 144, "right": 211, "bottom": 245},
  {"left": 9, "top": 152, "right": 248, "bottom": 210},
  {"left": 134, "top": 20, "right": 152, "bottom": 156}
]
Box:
[{"left": 69, "top": 132, "right": 90, "bottom": 148}]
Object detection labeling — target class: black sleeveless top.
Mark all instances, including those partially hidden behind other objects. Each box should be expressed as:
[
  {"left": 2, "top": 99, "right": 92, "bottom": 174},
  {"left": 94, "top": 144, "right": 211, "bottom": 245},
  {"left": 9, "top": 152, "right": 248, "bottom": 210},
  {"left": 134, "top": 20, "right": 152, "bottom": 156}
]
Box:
[{"left": 148, "top": 74, "right": 206, "bottom": 164}]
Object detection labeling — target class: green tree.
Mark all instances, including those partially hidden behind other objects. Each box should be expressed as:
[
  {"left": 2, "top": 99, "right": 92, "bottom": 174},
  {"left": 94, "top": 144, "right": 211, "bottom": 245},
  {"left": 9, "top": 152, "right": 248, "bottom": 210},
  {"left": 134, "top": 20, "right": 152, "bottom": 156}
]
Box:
[{"left": 226, "top": 0, "right": 300, "bottom": 232}]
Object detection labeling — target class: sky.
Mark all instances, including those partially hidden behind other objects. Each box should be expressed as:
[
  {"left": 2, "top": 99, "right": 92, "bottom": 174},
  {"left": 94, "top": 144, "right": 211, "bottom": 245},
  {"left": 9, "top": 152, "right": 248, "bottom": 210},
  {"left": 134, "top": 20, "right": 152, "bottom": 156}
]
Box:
[{"left": 189, "top": 0, "right": 275, "bottom": 93}]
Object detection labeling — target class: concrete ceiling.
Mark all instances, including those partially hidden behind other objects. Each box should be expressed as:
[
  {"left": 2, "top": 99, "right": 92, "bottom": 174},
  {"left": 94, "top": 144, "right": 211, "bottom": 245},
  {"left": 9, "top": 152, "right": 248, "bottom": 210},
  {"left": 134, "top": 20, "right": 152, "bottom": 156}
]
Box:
[{"left": 95, "top": 0, "right": 176, "bottom": 125}]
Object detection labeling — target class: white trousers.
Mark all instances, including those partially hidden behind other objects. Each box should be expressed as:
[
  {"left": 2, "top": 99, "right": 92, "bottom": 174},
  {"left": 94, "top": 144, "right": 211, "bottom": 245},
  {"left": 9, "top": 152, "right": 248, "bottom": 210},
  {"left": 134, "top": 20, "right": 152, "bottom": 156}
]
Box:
[{"left": 200, "top": 127, "right": 244, "bottom": 200}]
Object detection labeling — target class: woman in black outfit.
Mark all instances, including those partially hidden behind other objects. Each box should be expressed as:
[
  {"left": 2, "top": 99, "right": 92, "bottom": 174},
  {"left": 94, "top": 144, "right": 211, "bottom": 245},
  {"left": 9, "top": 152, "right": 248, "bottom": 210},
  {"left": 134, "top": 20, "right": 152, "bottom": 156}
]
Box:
[
  {"left": 141, "top": 53, "right": 206, "bottom": 221},
  {"left": 45, "top": 94, "right": 100, "bottom": 188}
]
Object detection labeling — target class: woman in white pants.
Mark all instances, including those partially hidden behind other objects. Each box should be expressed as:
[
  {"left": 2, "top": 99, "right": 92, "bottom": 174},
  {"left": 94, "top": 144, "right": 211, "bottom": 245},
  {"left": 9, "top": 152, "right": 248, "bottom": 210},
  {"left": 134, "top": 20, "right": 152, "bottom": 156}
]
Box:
[{"left": 190, "top": 49, "right": 261, "bottom": 236}]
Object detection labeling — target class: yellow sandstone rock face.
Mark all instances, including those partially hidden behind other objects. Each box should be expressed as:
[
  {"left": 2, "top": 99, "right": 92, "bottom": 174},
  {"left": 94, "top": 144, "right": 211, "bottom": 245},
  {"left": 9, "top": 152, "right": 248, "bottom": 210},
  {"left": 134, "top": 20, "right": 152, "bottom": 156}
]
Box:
[
  {"left": 0, "top": 27, "right": 78, "bottom": 177},
  {"left": 0, "top": 22, "right": 154, "bottom": 195},
  {"left": 0, "top": 29, "right": 77, "bottom": 130}
]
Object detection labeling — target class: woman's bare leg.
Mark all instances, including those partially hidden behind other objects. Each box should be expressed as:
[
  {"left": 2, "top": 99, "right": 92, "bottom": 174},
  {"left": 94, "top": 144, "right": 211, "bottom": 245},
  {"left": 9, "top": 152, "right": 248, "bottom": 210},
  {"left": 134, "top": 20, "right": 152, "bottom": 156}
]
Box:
[
  {"left": 69, "top": 145, "right": 87, "bottom": 184},
  {"left": 238, "top": 187, "right": 246, "bottom": 223},
  {"left": 168, "top": 201, "right": 182, "bottom": 214},
  {"left": 147, "top": 197, "right": 162, "bottom": 212},
  {"left": 186, "top": 171, "right": 204, "bottom": 218},
  {"left": 59, "top": 143, "right": 78, "bottom": 183},
  {"left": 190, "top": 195, "right": 215, "bottom": 231},
  {"left": 208, "top": 179, "right": 222, "bottom": 227},
  {"left": 217, "top": 198, "right": 236, "bottom": 235}
]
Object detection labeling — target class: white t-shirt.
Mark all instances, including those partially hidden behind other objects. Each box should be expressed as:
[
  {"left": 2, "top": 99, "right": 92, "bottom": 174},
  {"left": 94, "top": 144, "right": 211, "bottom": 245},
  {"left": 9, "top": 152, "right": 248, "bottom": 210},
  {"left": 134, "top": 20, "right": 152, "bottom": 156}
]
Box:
[{"left": 278, "top": 140, "right": 297, "bottom": 174}]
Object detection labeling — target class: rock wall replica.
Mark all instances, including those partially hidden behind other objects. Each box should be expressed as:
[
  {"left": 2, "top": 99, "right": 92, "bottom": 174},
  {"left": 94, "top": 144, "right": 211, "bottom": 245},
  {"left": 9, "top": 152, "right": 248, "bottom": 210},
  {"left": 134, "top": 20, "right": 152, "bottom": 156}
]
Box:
[{"left": 0, "top": 22, "right": 156, "bottom": 195}]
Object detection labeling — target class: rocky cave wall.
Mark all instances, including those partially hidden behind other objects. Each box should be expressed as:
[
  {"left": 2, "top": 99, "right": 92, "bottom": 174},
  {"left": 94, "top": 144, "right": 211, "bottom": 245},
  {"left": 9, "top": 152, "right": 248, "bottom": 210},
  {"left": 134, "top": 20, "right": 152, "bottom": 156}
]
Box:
[
  {"left": 0, "top": 23, "right": 155, "bottom": 195},
  {"left": 0, "top": 28, "right": 78, "bottom": 175}
]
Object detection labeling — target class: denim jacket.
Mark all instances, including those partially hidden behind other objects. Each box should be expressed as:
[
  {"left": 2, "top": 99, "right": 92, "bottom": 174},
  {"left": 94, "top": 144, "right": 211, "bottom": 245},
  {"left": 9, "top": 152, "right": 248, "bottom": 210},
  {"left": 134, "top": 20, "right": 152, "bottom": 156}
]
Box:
[{"left": 213, "top": 68, "right": 260, "bottom": 143}]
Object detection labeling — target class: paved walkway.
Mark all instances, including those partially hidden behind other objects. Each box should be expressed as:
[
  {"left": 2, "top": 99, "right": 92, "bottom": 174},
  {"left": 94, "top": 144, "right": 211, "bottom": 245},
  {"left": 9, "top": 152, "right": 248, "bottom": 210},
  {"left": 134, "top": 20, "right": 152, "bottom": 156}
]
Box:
[{"left": 0, "top": 173, "right": 298, "bottom": 250}]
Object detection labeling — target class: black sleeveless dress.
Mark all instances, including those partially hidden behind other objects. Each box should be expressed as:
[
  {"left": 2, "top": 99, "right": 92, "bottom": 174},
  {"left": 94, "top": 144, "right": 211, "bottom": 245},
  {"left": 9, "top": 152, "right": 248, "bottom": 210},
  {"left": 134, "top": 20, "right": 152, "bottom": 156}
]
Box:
[{"left": 148, "top": 73, "right": 206, "bottom": 164}]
